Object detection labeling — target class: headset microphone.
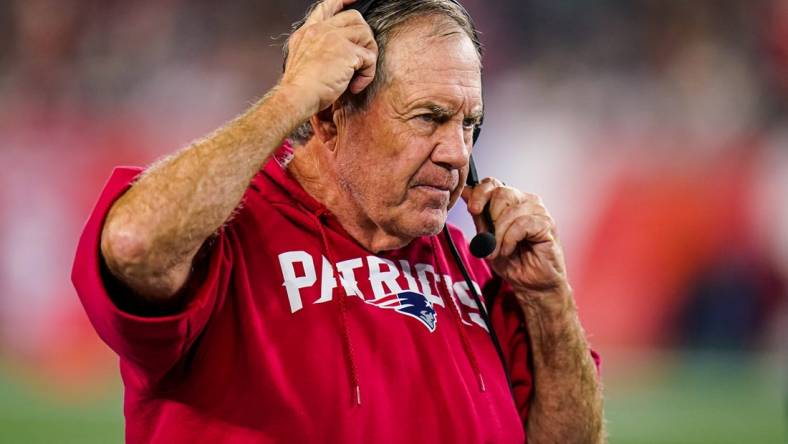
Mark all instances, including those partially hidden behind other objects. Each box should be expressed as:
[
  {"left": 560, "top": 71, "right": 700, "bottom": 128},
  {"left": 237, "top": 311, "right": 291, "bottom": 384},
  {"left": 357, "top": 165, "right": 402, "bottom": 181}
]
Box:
[{"left": 467, "top": 128, "right": 496, "bottom": 258}]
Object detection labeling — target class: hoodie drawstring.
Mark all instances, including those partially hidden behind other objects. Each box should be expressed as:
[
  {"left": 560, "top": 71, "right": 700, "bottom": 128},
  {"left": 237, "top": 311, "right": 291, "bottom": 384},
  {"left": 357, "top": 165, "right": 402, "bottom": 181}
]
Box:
[
  {"left": 314, "top": 208, "right": 362, "bottom": 406},
  {"left": 430, "top": 235, "right": 487, "bottom": 393},
  {"left": 311, "top": 207, "right": 486, "bottom": 406}
]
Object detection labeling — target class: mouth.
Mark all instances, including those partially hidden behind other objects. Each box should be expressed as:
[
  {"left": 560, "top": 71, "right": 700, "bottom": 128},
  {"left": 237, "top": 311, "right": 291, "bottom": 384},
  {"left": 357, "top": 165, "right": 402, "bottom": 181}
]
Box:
[
  {"left": 410, "top": 175, "right": 459, "bottom": 193},
  {"left": 408, "top": 170, "right": 460, "bottom": 206},
  {"left": 413, "top": 184, "right": 452, "bottom": 193},
  {"left": 410, "top": 181, "right": 457, "bottom": 209}
]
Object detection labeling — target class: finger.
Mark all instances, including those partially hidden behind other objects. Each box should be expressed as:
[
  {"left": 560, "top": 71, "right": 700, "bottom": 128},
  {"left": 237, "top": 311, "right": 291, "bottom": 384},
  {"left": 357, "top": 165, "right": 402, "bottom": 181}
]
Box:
[
  {"left": 492, "top": 199, "right": 555, "bottom": 256},
  {"left": 460, "top": 186, "right": 487, "bottom": 233},
  {"left": 497, "top": 213, "right": 555, "bottom": 258},
  {"left": 324, "top": 18, "right": 377, "bottom": 81},
  {"left": 466, "top": 177, "right": 503, "bottom": 215},
  {"left": 466, "top": 203, "right": 490, "bottom": 234},
  {"left": 330, "top": 15, "right": 377, "bottom": 53},
  {"left": 493, "top": 200, "right": 551, "bottom": 238},
  {"left": 349, "top": 45, "right": 377, "bottom": 93},
  {"left": 487, "top": 186, "right": 524, "bottom": 221},
  {"left": 487, "top": 205, "right": 527, "bottom": 257},
  {"left": 305, "top": 0, "right": 356, "bottom": 26}
]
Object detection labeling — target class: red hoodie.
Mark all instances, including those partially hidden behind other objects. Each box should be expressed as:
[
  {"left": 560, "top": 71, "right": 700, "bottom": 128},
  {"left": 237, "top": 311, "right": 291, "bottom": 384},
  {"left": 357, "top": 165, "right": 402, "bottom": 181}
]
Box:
[{"left": 72, "top": 145, "right": 538, "bottom": 443}]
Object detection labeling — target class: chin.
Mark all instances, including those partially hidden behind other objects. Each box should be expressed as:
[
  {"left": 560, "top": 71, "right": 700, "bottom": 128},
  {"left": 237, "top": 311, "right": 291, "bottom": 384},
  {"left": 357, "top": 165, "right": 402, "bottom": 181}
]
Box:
[{"left": 401, "top": 208, "right": 446, "bottom": 237}]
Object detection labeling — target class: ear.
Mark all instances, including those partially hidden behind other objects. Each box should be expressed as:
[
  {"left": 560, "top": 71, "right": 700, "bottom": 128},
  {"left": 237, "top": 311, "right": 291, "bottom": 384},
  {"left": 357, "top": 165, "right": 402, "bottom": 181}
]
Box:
[{"left": 309, "top": 105, "right": 339, "bottom": 149}]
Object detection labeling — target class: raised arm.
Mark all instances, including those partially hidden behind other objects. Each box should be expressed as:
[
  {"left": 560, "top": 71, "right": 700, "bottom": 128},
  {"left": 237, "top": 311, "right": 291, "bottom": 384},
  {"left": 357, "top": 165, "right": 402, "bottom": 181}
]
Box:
[
  {"left": 101, "top": 0, "right": 377, "bottom": 302},
  {"left": 463, "top": 179, "right": 606, "bottom": 443}
]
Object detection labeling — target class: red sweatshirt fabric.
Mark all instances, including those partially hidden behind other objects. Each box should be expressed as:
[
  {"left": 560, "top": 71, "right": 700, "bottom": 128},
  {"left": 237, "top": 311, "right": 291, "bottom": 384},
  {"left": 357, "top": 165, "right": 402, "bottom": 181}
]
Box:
[{"left": 72, "top": 145, "right": 541, "bottom": 443}]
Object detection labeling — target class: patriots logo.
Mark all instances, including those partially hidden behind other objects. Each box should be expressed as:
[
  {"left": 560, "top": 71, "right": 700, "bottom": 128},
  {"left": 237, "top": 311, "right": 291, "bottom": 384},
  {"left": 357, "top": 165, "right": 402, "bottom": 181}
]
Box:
[{"left": 366, "top": 291, "right": 437, "bottom": 332}]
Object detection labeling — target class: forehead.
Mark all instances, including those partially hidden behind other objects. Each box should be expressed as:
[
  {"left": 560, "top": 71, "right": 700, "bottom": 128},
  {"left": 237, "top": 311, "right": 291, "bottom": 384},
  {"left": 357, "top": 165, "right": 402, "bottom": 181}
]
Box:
[{"left": 381, "top": 16, "right": 482, "bottom": 108}]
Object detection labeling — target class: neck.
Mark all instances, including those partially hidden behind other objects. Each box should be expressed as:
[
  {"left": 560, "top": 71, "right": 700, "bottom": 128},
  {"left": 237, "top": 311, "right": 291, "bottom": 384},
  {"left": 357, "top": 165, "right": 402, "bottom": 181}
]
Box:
[{"left": 287, "top": 141, "right": 412, "bottom": 253}]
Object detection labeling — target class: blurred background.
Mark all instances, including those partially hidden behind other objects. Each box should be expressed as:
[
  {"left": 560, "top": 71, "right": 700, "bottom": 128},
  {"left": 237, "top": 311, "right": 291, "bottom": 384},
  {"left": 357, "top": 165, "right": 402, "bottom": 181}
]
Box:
[{"left": 0, "top": 0, "right": 786, "bottom": 442}]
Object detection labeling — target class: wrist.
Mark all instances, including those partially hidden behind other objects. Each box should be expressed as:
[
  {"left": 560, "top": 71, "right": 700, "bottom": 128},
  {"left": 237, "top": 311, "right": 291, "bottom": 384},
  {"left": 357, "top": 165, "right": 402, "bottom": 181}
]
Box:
[
  {"left": 275, "top": 79, "right": 320, "bottom": 121},
  {"left": 516, "top": 282, "right": 577, "bottom": 325}
]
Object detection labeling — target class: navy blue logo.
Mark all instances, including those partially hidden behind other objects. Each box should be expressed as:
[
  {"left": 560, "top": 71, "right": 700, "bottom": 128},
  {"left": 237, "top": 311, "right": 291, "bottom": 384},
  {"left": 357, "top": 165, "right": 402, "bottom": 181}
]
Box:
[{"left": 367, "top": 291, "right": 437, "bottom": 332}]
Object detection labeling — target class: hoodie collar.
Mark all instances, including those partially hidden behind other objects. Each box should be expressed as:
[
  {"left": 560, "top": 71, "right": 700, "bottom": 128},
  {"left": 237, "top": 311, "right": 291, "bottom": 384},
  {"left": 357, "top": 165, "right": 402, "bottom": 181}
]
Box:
[
  {"left": 259, "top": 142, "right": 329, "bottom": 216},
  {"left": 258, "top": 142, "right": 392, "bottom": 256}
]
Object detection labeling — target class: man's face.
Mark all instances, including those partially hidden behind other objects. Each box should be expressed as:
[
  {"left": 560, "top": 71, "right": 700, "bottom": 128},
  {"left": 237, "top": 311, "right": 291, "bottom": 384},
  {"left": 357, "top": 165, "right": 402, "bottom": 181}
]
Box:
[{"left": 334, "top": 16, "right": 482, "bottom": 245}]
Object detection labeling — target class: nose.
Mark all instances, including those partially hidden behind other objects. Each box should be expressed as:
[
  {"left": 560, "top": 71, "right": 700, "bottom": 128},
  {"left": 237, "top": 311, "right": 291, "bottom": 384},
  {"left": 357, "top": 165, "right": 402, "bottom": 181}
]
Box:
[{"left": 430, "top": 121, "right": 471, "bottom": 170}]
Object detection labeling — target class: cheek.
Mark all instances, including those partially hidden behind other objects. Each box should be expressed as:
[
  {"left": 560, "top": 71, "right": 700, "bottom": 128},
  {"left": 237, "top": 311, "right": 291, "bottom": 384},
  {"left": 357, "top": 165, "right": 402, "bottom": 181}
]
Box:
[
  {"left": 450, "top": 168, "right": 469, "bottom": 203},
  {"left": 342, "top": 113, "right": 433, "bottom": 204},
  {"left": 371, "top": 143, "right": 431, "bottom": 200}
]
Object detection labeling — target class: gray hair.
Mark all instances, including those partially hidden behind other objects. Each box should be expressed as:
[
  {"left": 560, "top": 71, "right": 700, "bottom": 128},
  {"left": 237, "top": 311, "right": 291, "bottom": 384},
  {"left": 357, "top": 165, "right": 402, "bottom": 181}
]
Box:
[{"left": 282, "top": 0, "right": 483, "bottom": 145}]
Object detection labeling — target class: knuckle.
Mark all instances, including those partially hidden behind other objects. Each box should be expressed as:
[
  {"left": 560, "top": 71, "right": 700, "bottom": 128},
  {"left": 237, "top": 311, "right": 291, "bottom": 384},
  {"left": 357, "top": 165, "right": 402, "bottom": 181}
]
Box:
[
  {"left": 491, "top": 185, "right": 514, "bottom": 200},
  {"left": 537, "top": 213, "right": 552, "bottom": 225},
  {"left": 358, "top": 45, "right": 373, "bottom": 57},
  {"left": 533, "top": 213, "right": 554, "bottom": 231},
  {"left": 509, "top": 217, "right": 529, "bottom": 236},
  {"left": 367, "top": 48, "right": 379, "bottom": 63},
  {"left": 301, "top": 25, "right": 318, "bottom": 39},
  {"left": 346, "top": 9, "right": 364, "bottom": 22},
  {"left": 524, "top": 192, "right": 544, "bottom": 206},
  {"left": 481, "top": 180, "right": 498, "bottom": 194},
  {"left": 288, "top": 31, "right": 304, "bottom": 48},
  {"left": 301, "top": 23, "right": 322, "bottom": 39}
]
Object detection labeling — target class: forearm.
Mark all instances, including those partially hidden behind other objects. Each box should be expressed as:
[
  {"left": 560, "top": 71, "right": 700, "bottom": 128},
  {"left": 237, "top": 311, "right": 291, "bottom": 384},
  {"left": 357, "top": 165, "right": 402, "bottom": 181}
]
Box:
[
  {"left": 520, "top": 287, "right": 605, "bottom": 443},
  {"left": 102, "top": 85, "right": 309, "bottom": 298}
]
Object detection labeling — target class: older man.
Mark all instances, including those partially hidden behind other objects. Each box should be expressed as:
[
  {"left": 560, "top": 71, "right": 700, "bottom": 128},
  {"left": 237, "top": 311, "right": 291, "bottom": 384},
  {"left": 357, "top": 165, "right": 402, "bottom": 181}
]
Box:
[{"left": 72, "top": 0, "right": 604, "bottom": 442}]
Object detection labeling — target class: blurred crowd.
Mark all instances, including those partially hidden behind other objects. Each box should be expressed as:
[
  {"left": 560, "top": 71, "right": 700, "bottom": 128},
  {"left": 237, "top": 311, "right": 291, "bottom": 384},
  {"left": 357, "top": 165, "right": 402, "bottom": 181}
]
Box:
[{"left": 0, "top": 0, "right": 786, "bottom": 388}]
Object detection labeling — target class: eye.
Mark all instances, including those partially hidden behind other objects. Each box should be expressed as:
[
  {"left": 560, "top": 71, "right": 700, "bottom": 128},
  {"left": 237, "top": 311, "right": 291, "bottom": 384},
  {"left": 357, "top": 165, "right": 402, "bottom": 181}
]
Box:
[
  {"left": 462, "top": 118, "right": 477, "bottom": 130},
  {"left": 417, "top": 114, "right": 436, "bottom": 123}
]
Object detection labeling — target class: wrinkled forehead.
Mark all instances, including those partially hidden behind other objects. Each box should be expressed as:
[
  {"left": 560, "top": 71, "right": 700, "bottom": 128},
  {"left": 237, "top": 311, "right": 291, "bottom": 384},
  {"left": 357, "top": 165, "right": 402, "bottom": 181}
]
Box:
[
  {"left": 383, "top": 16, "right": 483, "bottom": 106},
  {"left": 387, "top": 15, "right": 481, "bottom": 73}
]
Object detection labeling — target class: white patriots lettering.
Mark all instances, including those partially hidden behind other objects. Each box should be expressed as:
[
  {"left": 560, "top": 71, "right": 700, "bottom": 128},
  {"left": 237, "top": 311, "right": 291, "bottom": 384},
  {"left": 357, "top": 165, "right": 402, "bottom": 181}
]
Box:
[
  {"left": 367, "top": 256, "right": 403, "bottom": 299},
  {"left": 277, "top": 250, "right": 486, "bottom": 332},
  {"left": 453, "top": 281, "right": 488, "bottom": 331},
  {"left": 316, "top": 255, "right": 336, "bottom": 305},
  {"left": 336, "top": 258, "right": 364, "bottom": 299},
  {"left": 277, "top": 251, "right": 317, "bottom": 313},
  {"left": 399, "top": 260, "right": 420, "bottom": 292}
]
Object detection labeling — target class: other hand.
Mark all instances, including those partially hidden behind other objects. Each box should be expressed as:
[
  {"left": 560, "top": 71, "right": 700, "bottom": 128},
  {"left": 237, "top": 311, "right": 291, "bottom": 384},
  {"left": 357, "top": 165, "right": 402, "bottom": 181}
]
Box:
[{"left": 461, "top": 178, "right": 571, "bottom": 313}]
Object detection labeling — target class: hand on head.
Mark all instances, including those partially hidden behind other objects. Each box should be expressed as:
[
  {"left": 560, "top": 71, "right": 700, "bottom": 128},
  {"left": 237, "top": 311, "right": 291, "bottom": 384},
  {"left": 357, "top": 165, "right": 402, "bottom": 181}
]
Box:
[{"left": 282, "top": 0, "right": 378, "bottom": 115}]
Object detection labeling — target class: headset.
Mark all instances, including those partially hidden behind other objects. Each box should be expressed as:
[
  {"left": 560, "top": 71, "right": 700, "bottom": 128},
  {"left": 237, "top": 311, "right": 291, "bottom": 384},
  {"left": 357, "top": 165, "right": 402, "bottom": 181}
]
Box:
[{"left": 348, "top": 0, "right": 513, "bottom": 395}]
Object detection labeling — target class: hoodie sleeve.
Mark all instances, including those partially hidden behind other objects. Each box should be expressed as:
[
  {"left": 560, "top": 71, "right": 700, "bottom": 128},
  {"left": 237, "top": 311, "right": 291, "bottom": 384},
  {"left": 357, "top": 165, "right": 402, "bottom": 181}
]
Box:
[{"left": 71, "top": 167, "right": 233, "bottom": 382}]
